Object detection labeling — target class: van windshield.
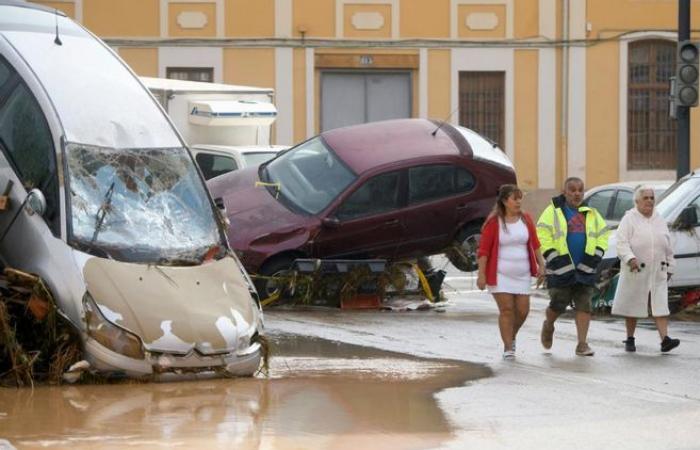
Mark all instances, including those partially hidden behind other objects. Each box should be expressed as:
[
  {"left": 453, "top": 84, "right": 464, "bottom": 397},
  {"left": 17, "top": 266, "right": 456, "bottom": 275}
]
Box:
[
  {"left": 261, "top": 137, "right": 356, "bottom": 214},
  {"left": 66, "top": 143, "right": 224, "bottom": 263}
]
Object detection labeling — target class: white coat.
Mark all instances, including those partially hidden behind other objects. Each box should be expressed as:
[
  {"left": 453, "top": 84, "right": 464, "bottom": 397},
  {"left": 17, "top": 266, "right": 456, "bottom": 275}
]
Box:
[{"left": 612, "top": 208, "right": 675, "bottom": 318}]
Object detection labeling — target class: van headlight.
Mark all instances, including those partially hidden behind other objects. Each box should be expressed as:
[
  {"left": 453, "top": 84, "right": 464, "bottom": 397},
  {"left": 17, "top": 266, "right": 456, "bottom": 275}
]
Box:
[{"left": 83, "top": 293, "right": 145, "bottom": 360}]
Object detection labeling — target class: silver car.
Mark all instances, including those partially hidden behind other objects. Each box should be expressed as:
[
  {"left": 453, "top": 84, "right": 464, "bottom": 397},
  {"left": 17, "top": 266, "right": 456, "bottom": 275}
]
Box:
[{"left": 0, "top": 2, "right": 263, "bottom": 378}]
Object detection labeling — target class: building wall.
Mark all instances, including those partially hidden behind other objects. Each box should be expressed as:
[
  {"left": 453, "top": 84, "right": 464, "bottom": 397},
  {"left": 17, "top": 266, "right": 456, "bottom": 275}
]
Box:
[{"left": 27, "top": 0, "right": 700, "bottom": 187}]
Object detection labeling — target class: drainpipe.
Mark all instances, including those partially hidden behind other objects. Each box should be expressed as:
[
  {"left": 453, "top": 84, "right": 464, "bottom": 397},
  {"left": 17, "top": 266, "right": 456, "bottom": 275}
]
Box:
[{"left": 561, "top": 0, "right": 569, "bottom": 185}]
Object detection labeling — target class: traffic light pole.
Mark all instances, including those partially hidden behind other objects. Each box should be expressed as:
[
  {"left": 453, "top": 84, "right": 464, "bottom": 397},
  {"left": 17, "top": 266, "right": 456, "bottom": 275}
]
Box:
[{"left": 678, "top": 0, "right": 691, "bottom": 180}]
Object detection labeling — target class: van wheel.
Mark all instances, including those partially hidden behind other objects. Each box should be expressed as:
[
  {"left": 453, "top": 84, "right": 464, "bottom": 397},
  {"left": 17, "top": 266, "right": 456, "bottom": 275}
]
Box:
[
  {"left": 254, "top": 256, "right": 296, "bottom": 302},
  {"left": 445, "top": 224, "right": 482, "bottom": 272}
]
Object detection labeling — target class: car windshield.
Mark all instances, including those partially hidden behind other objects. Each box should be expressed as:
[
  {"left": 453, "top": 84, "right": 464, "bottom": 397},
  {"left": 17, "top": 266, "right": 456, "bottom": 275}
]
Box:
[
  {"left": 243, "top": 152, "right": 277, "bottom": 167},
  {"left": 261, "top": 137, "right": 356, "bottom": 214},
  {"left": 656, "top": 176, "right": 700, "bottom": 219},
  {"left": 66, "top": 143, "right": 224, "bottom": 263}
]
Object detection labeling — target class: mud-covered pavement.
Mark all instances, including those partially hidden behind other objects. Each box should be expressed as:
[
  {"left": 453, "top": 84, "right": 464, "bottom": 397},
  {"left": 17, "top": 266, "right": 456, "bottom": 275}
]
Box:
[{"left": 3, "top": 258, "right": 700, "bottom": 449}]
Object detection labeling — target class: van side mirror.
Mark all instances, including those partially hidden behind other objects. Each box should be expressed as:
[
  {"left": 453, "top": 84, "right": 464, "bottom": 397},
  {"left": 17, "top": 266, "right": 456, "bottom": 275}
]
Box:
[
  {"left": 25, "top": 189, "right": 46, "bottom": 217},
  {"left": 322, "top": 217, "right": 341, "bottom": 228},
  {"left": 674, "top": 206, "right": 699, "bottom": 230}
]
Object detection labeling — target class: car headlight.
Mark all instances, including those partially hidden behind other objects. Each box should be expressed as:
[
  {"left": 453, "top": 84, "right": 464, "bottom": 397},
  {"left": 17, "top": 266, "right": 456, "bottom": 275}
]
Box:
[{"left": 83, "top": 293, "right": 145, "bottom": 360}]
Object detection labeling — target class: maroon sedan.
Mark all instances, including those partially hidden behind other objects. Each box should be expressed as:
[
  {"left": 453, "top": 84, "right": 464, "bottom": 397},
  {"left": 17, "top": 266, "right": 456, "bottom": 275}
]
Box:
[{"left": 207, "top": 119, "right": 516, "bottom": 293}]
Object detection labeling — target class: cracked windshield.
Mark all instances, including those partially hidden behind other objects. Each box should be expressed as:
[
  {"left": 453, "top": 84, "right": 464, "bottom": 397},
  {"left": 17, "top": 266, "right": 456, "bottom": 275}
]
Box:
[{"left": 66, "top": 143, "right": 222, "bottom": 263}]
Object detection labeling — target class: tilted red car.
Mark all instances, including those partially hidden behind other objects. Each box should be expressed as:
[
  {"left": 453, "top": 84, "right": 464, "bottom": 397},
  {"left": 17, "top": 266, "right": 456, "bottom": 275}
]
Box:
[{"left": 207, "top": 119, "right": 516, "bottom": 293}]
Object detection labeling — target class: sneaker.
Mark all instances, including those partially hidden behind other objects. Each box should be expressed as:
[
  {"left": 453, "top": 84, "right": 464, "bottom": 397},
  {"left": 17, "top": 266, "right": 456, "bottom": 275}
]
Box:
[
  {"left": 623, "top": 337, "right": 636, "bottom": 352},
  {"left": 575, "top": 342, "right": 595, "bottom": 356},
  {"left": 503, "top": 350, "right": 515, "bottom": 359},
  {"left": 661, "top": 336, "right": 680, "bottom": 353},
  {"left": 541, "top": 320, "right": 554, "bottom": 349}
]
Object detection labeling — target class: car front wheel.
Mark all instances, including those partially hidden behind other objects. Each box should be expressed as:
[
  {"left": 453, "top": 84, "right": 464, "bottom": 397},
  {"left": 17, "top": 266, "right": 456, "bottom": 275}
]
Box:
[{"left": 445, "top": 224, "right": 482, "bottom": 272}]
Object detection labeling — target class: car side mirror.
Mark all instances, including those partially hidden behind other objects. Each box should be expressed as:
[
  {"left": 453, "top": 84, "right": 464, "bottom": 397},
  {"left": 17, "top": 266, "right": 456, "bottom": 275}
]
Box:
[
  {"left": 674, "top": 206, "right": 699, "bottom": 230},
  {"left": 322, "top": 217, "right": 341, "bottom": 228},
  {"left": 25, "top": 188, "right": 46, "bottom": 217}
]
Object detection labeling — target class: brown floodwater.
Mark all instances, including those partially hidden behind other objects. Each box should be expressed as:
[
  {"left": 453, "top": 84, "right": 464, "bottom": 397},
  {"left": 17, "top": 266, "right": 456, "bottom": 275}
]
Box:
[{"left": 0, "top": 335, "right": 490, "bottom": 449}]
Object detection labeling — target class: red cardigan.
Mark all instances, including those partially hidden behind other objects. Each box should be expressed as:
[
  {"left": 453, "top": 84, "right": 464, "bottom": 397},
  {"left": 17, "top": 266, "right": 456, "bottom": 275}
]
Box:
[{"left": 477, "top": 213, "right": 541, "bottom": 286}]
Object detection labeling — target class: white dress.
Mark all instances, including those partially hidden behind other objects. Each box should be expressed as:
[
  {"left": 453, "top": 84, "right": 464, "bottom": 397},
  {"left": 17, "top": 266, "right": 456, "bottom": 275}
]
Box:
[
  {"left": 612, "top": 208, "right": 675, "bottom": 318},
  {"left": 487, "top": 218, "right": 532, "bottom": 295}
]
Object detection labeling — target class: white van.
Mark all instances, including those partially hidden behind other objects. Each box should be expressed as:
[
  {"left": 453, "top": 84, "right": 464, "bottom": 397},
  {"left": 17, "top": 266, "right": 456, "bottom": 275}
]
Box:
[
  {"left": 0, "top": 1, "right": 263, "bottom": 378},
  {"left": 602, "top": 169, "right": 700, "bottom": 291}
]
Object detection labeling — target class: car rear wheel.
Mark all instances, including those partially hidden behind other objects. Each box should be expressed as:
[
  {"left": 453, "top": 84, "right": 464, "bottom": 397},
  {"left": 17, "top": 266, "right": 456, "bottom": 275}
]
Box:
[{"left": 445, "top": 224, "right": 482, "bottom": 272}]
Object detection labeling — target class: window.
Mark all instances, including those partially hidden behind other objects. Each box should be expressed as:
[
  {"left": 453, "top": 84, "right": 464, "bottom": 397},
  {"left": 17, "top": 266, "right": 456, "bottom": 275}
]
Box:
[
  {"left": 0, "top": 61, "right": 9, "bottom": 88},
  {"left": 335, "top": 172, "right": 400, "bottom": 221},
  {"left": 611, "top": 190, "right": 634, "bottom": 221},
  {"left": 195, "top": 153, "right": 238, "bottom": 180},
  {"left": 166, "top": 67, "right": 214, "bottom": 83},
  {"left": 628, "top": 40, "right": 677, "bottom": 170},
  {"left": 459, "top": 71, "right": 505, "bottom": 147},
  {"left": 586, "top": 189, "right": 614, "bottom": 218},
  {"left": 408, "top": 165, "right": 474, "bottom": 204},
  {"left": 0, "top": 81, "right": 59, "bottom": 234}
]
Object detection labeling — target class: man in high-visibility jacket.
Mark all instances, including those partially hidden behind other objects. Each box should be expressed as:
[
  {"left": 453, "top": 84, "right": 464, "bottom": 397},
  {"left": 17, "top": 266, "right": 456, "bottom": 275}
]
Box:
[{"left": 537, "top": 177, "right": 609, "bottom": 356}]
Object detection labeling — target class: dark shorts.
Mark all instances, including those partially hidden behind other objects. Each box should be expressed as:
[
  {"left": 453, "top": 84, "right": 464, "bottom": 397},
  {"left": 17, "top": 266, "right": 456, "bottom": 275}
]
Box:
[{"left": 547, "top": 284, "right": 597, "bottom": 313}]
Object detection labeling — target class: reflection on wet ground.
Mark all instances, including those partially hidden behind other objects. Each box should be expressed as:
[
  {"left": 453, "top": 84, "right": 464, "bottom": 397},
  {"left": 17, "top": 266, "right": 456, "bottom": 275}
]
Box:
[{"left": 0, "top": 334, "right": 490, "bottom": 449}]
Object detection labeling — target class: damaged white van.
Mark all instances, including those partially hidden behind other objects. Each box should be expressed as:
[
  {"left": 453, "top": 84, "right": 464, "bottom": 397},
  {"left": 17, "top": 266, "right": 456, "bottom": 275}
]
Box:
[{"left": 0, "top": 1, "right": 263, "bottom": 378}]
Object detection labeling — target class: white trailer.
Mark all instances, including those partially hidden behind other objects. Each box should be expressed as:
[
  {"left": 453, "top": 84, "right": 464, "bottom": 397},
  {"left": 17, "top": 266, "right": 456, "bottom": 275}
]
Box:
[{"left": 141, "top": 76, "right": 278, "bottom": 147}]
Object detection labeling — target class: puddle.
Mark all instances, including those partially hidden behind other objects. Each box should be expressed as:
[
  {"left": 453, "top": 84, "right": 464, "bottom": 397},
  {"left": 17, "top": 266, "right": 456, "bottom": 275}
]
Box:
[{"left": 0, "top": 334, "right": 490, "bottom": 449}]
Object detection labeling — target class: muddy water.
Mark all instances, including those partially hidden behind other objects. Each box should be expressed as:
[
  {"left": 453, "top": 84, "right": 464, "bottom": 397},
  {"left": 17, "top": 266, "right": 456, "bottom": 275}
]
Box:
[{"left": 0, "top": 335, "right": 490, "bottom": 449}]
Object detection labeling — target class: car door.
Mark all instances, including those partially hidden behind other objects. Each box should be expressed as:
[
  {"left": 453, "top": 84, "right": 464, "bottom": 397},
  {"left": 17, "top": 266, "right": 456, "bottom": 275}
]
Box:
[
  {"left": 399, "top": 164, "right": 477, "bottom": 256},
  {"left": 312, "top": 170, "right": 405, "bottom": 259},
  {"left": 609, "top": 189, "right": 634, "bottom": 225},
  {"left": 670, "top": 194, "right": 700, "bottom": 287}
]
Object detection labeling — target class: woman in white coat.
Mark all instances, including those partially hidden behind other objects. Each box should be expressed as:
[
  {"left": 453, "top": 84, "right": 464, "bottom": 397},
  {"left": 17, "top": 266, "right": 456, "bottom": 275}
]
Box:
[{"left": 612, "top": 185, "right": 679, "bottom": 353}]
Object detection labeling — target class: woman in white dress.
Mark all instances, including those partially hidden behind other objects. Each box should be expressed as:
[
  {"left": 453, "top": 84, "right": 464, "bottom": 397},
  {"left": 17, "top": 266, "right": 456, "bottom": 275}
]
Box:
[
  {"left": 477, "top": 185, "right": 546, "bottom": 359},
  {"left": 612, "top": 185, "right": 679, "bottom": 353}
]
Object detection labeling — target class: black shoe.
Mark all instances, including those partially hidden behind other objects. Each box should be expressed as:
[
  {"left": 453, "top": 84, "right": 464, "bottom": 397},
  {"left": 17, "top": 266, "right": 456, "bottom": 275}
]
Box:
[
  {"left": 661, "top": 336, "right": 680, "bottom": 353},
  {"left": 623, "top": 337, "right": 636, "bottom": 352}
]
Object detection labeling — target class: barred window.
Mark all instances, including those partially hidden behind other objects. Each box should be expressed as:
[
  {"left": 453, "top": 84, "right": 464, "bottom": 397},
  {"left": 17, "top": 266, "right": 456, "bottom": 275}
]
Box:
[
  {"left": 628, "top": 40, "right": 676, "bottom": 170},
  {"left": 166, "top": 67, "right": 214, "bottom": 83},
  {"left": 459, "top": 71, "right": 505, "bottom": 148}
]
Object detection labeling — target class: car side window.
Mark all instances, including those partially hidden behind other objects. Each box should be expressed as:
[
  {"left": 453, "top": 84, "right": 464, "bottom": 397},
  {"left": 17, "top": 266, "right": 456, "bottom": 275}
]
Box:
[
  {"left": 0, "top": 70, "right": 60, "bottom": 236},
  {"left": 455, "top": 167, "right": 476, "bottom": 193},
  {"left": 611, "top": 190, "right": 634, "bottom": 221},
  {"left": 335, "top": 172, "right": 400, "bottom": 221},
  {"left": 409, "top": 165, "right": 455, "bottom": 204},
  {"left": 0, "top": 62, "right": 9, "bottom": 88},
  {"left": 195, "top": 153, "right": 238, "bottom": 180},
  {"left": 586, "top": 189, "right": 614, "bottom": 218}
]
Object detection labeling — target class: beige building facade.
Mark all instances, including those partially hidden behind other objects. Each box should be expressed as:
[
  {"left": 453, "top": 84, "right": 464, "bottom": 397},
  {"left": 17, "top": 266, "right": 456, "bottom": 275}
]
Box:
[{"left": 30, "top": 0, "right": 700, "bottom": 189}]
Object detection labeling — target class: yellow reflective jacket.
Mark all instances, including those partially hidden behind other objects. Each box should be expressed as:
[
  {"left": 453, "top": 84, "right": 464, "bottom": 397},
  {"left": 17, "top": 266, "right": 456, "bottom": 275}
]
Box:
[{"left": 536, "top": 195, "right": 610, "bottom": 287}]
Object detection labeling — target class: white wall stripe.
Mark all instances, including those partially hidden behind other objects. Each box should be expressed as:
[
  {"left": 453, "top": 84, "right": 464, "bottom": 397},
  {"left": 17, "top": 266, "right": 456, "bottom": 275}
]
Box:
[
  {"left": 306, "top": 47, "right": 315, "bottom": 139},
  {"left": 75, "top": 0, "right": 83, "bottom": 22},
  {"left": 160, "top": 0, "right": 168, "bottom": 37},
  {"left": 275, "top": 47, "right": 294, "bottom": 145},
  {"left": 567, "top": 0, "right": 586, "bottom": 181},
  {"left": 275, "top": 0, "right": 292, "bottom": 38},
  {"left": 451, "top": 48, "right": 514, "bottom": 161},
  {"left": 538, "top": 48, "right": 556, "bottom": 188},
  {"left": 216, "top": 0, "right": 224, "bottom": 38},
  {"left": 419, "top": 48, "right": 428, "bottom": 119}
]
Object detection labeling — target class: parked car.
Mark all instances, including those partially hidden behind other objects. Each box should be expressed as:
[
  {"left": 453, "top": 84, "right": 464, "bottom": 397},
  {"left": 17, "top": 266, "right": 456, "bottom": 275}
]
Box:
[
  {"left": 207, "top": 118, "right": 517, "bottom": 296},
  {"left": 0, "top": 2, "right": 262, "bottom": 378},
  {"left": 601, "top": 169, "right": 700, "bottom": 292},
  {"left": 584, "top": 180, "right": 672, "bottom": 228},
  {"left": 192, "top": 144, "right": 287, "bottom": 180}
]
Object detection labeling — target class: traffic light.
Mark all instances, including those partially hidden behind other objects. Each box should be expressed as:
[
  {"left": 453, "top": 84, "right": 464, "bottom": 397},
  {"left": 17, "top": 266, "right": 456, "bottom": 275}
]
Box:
[{"left": 676, "top": 40, "right": 700, "bottom": 107}]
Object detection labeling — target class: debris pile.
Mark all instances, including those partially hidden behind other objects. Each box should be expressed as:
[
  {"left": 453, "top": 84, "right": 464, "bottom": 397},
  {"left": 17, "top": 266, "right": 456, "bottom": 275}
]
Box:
[{"left": 0, "top": 268, "right": 82, "bottom": 387}]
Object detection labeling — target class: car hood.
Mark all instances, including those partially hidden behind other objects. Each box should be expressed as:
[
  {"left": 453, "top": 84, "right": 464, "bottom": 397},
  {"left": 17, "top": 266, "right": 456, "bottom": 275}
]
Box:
[
  {"left": 82, "top": 255, "right": 260, "bottom": 355},
  {"left": 208, "top": 168, "right": 313, "bottom": 251}
]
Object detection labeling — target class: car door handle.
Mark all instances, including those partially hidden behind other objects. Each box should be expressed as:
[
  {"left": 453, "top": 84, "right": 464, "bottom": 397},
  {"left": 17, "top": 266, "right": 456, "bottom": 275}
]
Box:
[
  {"left": 384, "top": 219, "right": 400, "bottom": 226},
  {"left": 456, "top": 204, "right": 470, "bottom": 211}
]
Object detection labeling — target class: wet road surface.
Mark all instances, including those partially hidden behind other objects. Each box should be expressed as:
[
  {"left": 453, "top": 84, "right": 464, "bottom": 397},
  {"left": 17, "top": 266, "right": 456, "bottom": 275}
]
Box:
[{"left": 0, "top": 335, "right": 489, "bottom": 449}]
